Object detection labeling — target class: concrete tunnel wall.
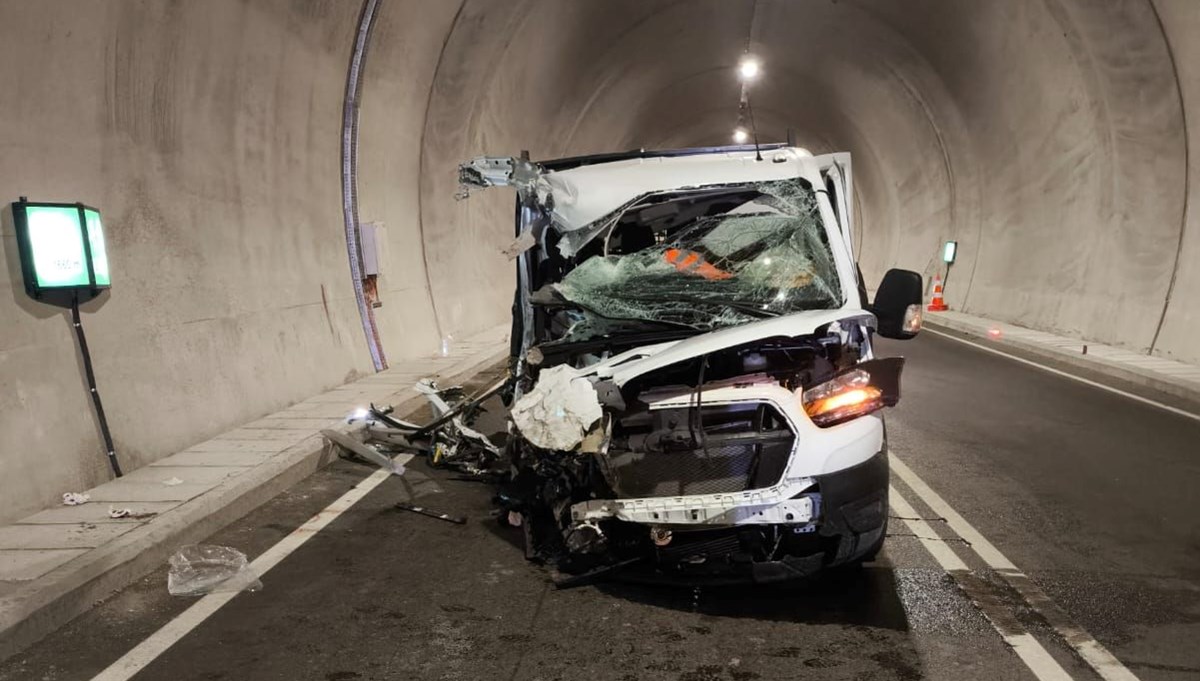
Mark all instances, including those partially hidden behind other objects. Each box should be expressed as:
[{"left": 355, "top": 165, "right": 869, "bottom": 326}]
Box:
[{"left": 0, "top": 0, "right": 1194, "bottom": 523}]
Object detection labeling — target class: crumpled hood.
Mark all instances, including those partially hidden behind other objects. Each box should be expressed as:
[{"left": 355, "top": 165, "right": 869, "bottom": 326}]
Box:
[
  {"left": 543, "top": 148, "right": 825, "bottom": 232},
  {"left": 575, "top": 308, "right": 875, "bottom": 386}
]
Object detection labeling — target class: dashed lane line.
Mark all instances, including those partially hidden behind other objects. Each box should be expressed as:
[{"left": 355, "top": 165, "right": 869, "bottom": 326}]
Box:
[{"left": 90, "top": 468, "right": 394, "bottom": 681}]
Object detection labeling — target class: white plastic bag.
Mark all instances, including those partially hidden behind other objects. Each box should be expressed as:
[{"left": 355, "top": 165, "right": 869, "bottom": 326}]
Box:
[{"left": 167, "top": 545, "right": 262, "bottom": 596}]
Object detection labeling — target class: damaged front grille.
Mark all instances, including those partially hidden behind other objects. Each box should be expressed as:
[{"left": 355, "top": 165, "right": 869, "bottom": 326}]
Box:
[{"left": 601, "top": 402, "right": 794, "bottom": 498}]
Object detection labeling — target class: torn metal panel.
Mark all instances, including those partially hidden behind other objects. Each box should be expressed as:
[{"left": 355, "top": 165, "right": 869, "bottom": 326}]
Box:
[
  {"left": 540, "top": 148, "right": 826, "bottom": 233},
  {"left": 457, "top": 155, "right": 544, "bottom": 201},
  {"left": 322, "top": 429, "right": 412, "bottom": 475},
  {"left": 570, "top": 489, "right": 817, "bottom": 525}
]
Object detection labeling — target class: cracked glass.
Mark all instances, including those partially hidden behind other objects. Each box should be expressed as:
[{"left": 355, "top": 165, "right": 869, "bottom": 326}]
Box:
[{"left": 553, "top": 179, "right": 843, "bottom": 337}]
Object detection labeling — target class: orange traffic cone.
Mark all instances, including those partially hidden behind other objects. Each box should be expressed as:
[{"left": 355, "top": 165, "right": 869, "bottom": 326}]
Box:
[{"left": 928, "top": 274, "right": 949, "bottom": 311}]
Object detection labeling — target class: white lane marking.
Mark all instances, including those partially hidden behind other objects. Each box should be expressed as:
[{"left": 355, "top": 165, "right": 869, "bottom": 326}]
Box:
[
  {"left": 924, "top": 328, "right": 1200, "bottom": 424},
  {"left": 91, "top": 468, "right": 394, "bottom": 681},
  {"left": 891, "top": 455, "right": 1141, "bottom": 681},
  {"left": 890, "top": 485, "right": 1074, "bottom": 681}
]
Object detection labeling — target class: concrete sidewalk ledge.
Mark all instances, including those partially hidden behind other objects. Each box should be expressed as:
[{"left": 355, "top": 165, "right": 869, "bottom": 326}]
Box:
[
  {"left": 0, "top": 326, "right": 509, "bottom": 661},
  {"left": 924, "top": 311, "right": 1200, "bottom": 405}
]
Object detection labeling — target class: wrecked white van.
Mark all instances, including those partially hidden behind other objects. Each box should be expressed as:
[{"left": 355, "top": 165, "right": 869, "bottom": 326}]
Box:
[{"left": 459, "top": 144, "right": 923, "bottom": 584}]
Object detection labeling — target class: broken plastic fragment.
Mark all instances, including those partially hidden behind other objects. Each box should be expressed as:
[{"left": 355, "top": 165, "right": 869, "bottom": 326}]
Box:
[
  {"left": 511, "top": 366, "right": 602, "bottom": 450},
  {"left": 502, "top": 230, "right": 537, "bottom": 260},
  {"left": 162, "top": 477, "right": 184, "bottom": 486},
  {"left": 167, "top": 544, "right": 262, "bottom": 596},
  {"left": 109, "top": 506, "right": 157, "bottom": 520},
  {"left": 62, "top": 492, "right": 90, "bottom": 506}
]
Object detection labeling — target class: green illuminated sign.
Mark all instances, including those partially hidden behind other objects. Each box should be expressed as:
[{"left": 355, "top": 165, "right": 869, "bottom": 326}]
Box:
[
  {"left": 84, "top": 209, "right": 110, "bottom": 286},
  {"left": 12, "top": 199, "right": 111, "bottom": 299},
  {"left": 942, "top": 240, "right": 958, "bottom": 264}
]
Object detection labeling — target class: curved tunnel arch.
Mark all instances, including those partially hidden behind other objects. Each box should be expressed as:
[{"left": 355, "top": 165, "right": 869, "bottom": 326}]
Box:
[
  {"left": 409, "top": 0, "right": 1190, "bottom": 360},
  {"left": 0, "top": 0, "right": 1194, "bottom": 520}
]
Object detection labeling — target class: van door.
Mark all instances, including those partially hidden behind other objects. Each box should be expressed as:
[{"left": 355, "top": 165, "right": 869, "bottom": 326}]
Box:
[{"left": 817, "top": 152, "right": 854, "bottom": 261}]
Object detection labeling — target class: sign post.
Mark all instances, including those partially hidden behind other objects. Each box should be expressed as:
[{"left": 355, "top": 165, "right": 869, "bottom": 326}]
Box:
[
  {"left": 942, "top": 240, "right": 958, "bottom": 289},
  {"left": 11, "top": 198, "right": 122, "bottom": 477}
]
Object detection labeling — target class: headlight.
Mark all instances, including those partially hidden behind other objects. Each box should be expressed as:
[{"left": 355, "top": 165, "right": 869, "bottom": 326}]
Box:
[{"left": 801, "top": 368, "right": 885, "bottom": 427}]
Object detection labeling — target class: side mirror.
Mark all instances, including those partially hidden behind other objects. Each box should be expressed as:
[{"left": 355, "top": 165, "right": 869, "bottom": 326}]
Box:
[{"left": 871, "top": 269, "right": 923, "bottom": 340}]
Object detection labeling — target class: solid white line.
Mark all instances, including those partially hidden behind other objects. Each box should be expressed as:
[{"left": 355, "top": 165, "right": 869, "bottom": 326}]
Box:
[
  {"left": 889, "top": 485, "right": 1074, "bottom": 681},
  {"left": 891, "top": 455, "right": 1140, "bottom": 681},
  {"left": 888, "top": 484, "right": 967, "bottom": 571},
  {"left": 923, "top": 327, "right": 1200, "bottom": 424},
  {"left": 91, "top": 468, "right": 394, "bottom": 681}
]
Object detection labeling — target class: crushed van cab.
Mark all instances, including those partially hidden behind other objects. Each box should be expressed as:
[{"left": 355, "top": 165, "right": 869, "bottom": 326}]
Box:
[{"left": 459, "top": 145, "right": 923, "bottom": 584}]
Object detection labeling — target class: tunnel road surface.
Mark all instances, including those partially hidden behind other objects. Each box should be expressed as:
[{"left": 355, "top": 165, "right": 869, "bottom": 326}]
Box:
[{"left": 1, "top": 331, "right": 1197, "bottom": 681}]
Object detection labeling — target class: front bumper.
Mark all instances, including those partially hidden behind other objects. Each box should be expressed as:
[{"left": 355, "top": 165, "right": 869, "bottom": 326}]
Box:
[{"left": 607, "top": 447, "right": 888, "bottom": 584}]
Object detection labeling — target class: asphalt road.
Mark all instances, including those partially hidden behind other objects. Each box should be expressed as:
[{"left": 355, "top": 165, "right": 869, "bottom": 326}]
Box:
[{"left": 2, "top": 330, "right": 1198, "bottom": 681}]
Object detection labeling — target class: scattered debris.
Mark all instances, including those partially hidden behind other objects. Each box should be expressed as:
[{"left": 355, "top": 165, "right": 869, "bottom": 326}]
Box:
[
  {"left": 167, "top": 544, "right": 262, "bottom": 596},
  {"left": 395, "top": 503, "right": 466, "bottom": 525},
  {"left": 62, "top": 492, "right": 90, "bottom": 506},
  {"left": 108, "top": 506, "right": 157, "bottom": 520},
  {"left": 321, "top": 429, "right": 411, "bottom": 476},
  {"left": 162, "top": 477, "right": 184, "bottom": 486},
  {"left": 553, "top": 557, "right": 643, "bottom": 590},
  {"left": 362, "top": 379, "right": 506, "bottom": 476},
  {"left": 502, "top": 230, "right": 537, "bottom": 260}
]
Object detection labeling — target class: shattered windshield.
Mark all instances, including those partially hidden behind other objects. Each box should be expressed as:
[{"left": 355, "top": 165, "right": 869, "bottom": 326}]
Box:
[{"left": 553, "top": 179, "right": 843, "bottom": 336}]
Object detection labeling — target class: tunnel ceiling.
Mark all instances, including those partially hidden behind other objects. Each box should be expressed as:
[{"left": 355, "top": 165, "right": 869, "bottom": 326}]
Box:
[{"left": 412, "top": 0, "right": 1192, "bottom": 365}]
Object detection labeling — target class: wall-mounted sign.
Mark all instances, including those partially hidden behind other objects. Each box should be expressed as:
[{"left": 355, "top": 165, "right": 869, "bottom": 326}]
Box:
[
  {"left": 12, "top": 199, "right": 111, "bottom": 299},
  {"left": 942, "top": 240, "right": 958, "bottom": 265}
]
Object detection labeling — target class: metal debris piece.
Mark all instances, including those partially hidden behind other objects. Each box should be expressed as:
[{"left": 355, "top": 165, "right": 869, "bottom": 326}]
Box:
[
  {"left": 457, "top": 155, "right": 544, "bottom": 201},
  {"left": 394, "top": 502, "right": 466, "bottom": 525},
  {"left": 366, "top": 379, "right": 507, "bottom": 476},
  {"left": 367, "top": 403, "right": 422, "bottom": 430},
  {"left": 321, "top": 429, "right": 413, "bottom": 476},
  {"left": 62, "top": 492, "right": 90, "bottom": 506},
  {"left": 553, "top": 557, "right": 643, "bottom": 590}
]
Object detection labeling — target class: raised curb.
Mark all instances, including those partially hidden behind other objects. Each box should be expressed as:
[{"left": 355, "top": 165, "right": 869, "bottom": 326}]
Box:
[{"left": 0, "top": 345, "right": 508, "bottom": 662}]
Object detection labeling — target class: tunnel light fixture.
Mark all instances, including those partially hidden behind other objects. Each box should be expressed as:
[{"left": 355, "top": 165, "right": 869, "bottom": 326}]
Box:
[
  {"left": 732, "top": 128, "right": 749, "bottom": 144},
  {"left": 738, "top": 56, "right": 761, "bottom": 82}
]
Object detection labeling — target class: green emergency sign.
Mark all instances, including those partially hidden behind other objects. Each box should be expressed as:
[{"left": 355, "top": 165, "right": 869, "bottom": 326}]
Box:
[
  {"left": 12, "top": 199, "right": 111, "bottom": 298},
  {"left": 942, "top": 240, "right": 958, "bottom": 264}
]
